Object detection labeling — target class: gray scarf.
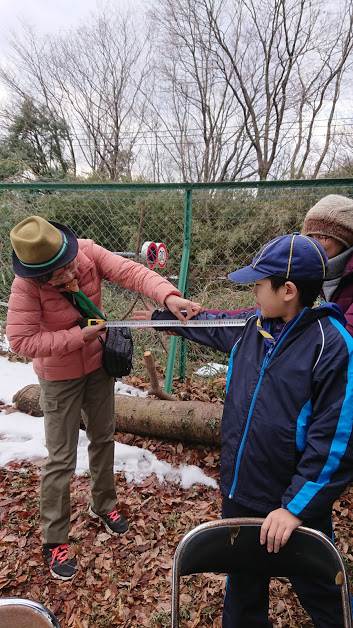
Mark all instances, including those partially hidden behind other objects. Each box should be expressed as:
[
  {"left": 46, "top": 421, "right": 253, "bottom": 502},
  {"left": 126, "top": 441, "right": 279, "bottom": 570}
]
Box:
[{"left": 322, "top": 246, "right": 353, "bottom": 301}]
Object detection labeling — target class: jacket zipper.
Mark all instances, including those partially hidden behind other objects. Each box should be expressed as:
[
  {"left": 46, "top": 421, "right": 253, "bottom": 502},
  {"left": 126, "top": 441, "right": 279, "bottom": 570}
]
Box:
[
  {"left": 228, "top": 352, "right": 269, "bottom": 498},
  {"left": 228, "top": 309, "right": 307, "bottom": 499}
]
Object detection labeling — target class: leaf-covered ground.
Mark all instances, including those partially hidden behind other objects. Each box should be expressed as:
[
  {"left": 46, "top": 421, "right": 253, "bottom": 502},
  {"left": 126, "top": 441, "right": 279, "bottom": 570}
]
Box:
[{"left": 0, "top": 433, "right": 352, "bottom": 628}]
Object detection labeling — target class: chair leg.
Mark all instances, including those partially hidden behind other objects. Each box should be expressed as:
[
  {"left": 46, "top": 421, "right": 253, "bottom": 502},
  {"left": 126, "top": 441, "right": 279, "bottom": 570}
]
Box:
[
  {"left": 171, "top": 574, "right": 180, "bottom": 628},
  {"left": 340, "top": 584, "right": 353, "bottom": 628}
]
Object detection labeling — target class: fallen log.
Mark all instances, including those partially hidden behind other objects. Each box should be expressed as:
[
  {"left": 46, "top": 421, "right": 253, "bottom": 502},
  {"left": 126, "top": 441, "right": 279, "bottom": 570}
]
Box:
[
  {"left": 115, "top": 396, "right": 222, "bottom": 445},
  {"left": 12, "top": 384, "right": 43, "bottom": 416},
  {"left": 10, "top": 384, "right": 222, "bottom": 446}
]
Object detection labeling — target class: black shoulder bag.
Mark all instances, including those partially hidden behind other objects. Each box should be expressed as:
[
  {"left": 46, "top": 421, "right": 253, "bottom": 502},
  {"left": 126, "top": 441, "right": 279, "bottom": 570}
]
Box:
[{"left": 63, "top": 289, "right": 133, "bottom": 379}]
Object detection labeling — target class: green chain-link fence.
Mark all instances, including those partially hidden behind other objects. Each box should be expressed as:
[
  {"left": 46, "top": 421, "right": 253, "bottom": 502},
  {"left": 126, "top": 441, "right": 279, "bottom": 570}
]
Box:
[
  {"left": 1, "top": 179, "right": 353, "bottom": 389},
  {"left": 0, "top": 184, "right": 186, "bottom": 386}
]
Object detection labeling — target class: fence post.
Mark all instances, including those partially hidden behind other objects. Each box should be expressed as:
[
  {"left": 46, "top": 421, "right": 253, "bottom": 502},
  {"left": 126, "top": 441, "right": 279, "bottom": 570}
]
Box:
[
  {"left": 164, "top": 188, "right": 192, "bottom": 392},
  {"left": 178, "top": 274, "right": 189, "bottom": 382}
]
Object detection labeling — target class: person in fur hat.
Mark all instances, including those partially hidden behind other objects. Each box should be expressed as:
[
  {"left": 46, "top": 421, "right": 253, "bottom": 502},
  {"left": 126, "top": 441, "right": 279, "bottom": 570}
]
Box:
[{"left": 302, "top": 194, "right": 353, "bottom": 336}]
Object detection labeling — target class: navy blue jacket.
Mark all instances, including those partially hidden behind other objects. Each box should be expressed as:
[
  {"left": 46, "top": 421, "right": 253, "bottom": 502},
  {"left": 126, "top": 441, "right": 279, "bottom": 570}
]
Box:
[{"left": 152, "top": 304, "right": 353, "bottom": 520}]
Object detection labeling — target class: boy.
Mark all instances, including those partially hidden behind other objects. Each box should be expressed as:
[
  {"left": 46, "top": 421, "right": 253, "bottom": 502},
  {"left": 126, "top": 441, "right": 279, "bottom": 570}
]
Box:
[{"left": 139, "top": 234, "right": 353, "bottom": 627}]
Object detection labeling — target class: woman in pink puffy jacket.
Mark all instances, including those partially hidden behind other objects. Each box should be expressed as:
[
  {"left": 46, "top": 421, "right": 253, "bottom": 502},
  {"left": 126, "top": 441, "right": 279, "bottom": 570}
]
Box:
[{"left": 6, "top": 215, "right": 200, "bottom": 580}]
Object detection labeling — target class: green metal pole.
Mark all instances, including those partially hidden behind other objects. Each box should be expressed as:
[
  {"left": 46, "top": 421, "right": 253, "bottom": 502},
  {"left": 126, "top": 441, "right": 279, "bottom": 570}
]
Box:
[
  {"left": 178, "top": 274, "right": 189, "bottom": 382},
  {"left": 164, "top": 188, "right": 192, "bottom": 392}
]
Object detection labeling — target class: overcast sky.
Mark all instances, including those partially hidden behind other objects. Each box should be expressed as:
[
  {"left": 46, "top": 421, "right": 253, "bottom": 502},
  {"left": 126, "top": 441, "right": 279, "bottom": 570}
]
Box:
[
  {"left": 0, "top": 0, "right": 99, "bottom": 36},
  {"left": 0, "top": 0, "right": 147, "bottom": 31},
  {"left": 0, "top": 0, "right": 145, "bottom": 56}
]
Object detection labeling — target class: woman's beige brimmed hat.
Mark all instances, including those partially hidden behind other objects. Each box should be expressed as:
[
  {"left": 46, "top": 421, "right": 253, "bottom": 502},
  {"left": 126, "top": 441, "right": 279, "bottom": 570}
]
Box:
[{"left": 10, "top": 215, "right": 78, "bottom": 278}]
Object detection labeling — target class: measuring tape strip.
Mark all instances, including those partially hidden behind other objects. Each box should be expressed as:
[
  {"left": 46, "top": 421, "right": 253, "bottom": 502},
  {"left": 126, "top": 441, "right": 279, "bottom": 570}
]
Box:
[{"left": 87, "top": 318, "right": 246, "bottom": 328}]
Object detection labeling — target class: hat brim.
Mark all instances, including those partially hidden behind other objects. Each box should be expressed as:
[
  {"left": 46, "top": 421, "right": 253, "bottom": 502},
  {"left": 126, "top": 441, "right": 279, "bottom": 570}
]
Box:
[
  {"left": 12, "top": 221, "right": 79, "bottom": 278},
  {"left": 228, "top": 265, "right": 271, "bottom": 284}
]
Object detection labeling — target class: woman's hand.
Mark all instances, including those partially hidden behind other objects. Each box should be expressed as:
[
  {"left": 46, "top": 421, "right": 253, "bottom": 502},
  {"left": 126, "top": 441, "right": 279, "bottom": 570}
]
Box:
[
  {"left": 164, "top": 295, "right": 202, "bottom": 321},
  {"left": 81, "top": 322, "right": 106, "bottom": 343}
]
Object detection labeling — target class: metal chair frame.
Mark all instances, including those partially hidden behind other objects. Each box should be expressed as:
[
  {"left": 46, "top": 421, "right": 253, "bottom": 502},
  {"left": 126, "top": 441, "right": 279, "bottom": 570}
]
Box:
[
  {"left": 0, "top": 598, "right": 61, "bottom": 627},
  {"left": 171, "top": 517, "right": 352, "bottom": 628}
]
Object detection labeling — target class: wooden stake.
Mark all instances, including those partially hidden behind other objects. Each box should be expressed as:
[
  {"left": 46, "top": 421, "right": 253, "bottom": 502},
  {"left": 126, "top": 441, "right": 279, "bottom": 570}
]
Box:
[{"left": 143, "top": 350, "right": 175, "bottom": 400}]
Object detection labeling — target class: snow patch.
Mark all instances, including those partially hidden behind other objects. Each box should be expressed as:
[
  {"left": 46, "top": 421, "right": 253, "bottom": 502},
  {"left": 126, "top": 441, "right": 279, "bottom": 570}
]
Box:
[
  {"left": 194, "top": 362, "right": 228, "bottom": 377},
  {"left": 115, "top": 380, "right": 147, "bottom": 398},
  {"left": 0, "top": 356, "right": 217, "bottom": 490}
]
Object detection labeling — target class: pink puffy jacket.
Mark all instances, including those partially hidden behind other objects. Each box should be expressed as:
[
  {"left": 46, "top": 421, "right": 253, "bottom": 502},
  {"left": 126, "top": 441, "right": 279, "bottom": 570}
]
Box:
[{"left": 6, "top": 239, "right": 180, "bottom": 381}]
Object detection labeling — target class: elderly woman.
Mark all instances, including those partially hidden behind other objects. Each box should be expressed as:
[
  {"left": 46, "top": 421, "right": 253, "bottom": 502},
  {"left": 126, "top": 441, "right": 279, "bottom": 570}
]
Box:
[
  {"left": 302, "top": 194, "right": 353, "bottom": 336},
  {"left": 6, "top": 215, "right": 200, "bottom": 580}
]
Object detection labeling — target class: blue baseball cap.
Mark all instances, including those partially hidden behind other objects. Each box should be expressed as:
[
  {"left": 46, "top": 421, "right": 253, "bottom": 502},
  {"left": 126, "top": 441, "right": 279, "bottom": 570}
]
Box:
[{"left": 228, "top": 234, "right": 327, "bottom": 284}]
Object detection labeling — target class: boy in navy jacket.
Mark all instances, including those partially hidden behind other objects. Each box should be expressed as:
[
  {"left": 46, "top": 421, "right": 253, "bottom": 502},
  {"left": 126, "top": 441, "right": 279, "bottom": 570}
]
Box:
[{"left": 137, "top": 234, "right": 353, "bottom": 627}]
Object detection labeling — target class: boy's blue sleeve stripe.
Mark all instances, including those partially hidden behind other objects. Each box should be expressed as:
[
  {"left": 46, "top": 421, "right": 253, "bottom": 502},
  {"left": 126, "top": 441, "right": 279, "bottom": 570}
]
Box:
[
  {"left": 296, "top": 399, "right": 312, "bottom": 452},
  {"left": 287, "top": 317, "right": 353, "bottom": 516},
  {"left": 226, "top": 340, "right": 241, "bottom": 393}
]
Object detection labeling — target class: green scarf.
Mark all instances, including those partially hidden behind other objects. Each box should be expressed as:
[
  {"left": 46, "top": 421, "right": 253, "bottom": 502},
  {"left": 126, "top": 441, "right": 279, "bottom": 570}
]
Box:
[{"left": 70, "top": 290, "right": 106, "bottom": 320}]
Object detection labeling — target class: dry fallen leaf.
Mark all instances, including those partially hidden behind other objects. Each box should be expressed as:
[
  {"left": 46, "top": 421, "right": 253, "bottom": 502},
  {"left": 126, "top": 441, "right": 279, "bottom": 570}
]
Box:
[{"left": 0, "top": 424, "right": 351, "bottom": 628}]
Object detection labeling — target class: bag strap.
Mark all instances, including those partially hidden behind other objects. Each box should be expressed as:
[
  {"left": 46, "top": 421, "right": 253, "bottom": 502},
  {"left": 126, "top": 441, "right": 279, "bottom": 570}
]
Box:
[{"left": 63, "top": 289, "right": 106, "bottom": 320}]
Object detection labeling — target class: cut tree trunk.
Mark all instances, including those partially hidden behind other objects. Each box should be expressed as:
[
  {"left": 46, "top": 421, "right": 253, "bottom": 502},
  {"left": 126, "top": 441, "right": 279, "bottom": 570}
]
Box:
[
  {"left": 143, "top": 351, "right": 174, "bottom": 400},
  {"left": 10, "top": 384, "right": 222, "bottom": 445},
  {"left": 115, "top": 396, "right": 222, "bottom": 445}
]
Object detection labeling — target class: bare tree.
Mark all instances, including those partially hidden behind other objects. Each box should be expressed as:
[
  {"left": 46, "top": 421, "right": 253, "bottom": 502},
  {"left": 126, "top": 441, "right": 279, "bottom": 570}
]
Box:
[
  {"left": 0, "top": 10, "right": 151, "bottom": 180},
  {"left": 47, "top": 13, "right": 151, "bottom": 180},
  {"left": 0, "top": 27, "right": 77, "bottom": 176},
  {"left": 202, "top": 0, "right": 353, "bottom": 180},
  {"left": 145, "top": 0, "right": 255, "bottom": 182},
  {"left": 2, "top": 1, "right": 353, "bottom": 182},
  {"left": 324, "top": 118, "right": 353, "bottom": 177}
]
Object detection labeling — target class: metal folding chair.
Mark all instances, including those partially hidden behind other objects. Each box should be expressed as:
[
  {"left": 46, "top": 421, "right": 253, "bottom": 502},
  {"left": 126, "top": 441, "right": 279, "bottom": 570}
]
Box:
[
  {"left": 171, "top": 518, "right": 352, "bottom": 628},
  {"left": 0, "top": 598, "right": 60, "bottom": 628}
]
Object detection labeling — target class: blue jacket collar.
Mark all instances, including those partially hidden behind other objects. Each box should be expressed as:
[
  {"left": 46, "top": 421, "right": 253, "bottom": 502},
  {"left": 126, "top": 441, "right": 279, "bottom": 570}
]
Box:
[{"left": 256, "top": 303, "right": 346, "bottom": 353}]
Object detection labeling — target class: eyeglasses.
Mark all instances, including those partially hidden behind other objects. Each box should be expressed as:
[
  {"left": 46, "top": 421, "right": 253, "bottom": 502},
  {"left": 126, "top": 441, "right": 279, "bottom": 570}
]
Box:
[{"left": 310, "top": 234, "right": 332, "bottom": 242}]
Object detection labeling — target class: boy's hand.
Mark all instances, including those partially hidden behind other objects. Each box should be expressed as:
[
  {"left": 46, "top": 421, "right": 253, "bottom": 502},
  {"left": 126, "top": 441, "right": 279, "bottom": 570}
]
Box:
[
  {"left": 164, "top": 295, "right": 202, "bottom": 321},
  {"left": 260, "top": 508, "right": 302, "bottom": 553},
  {"left": 132, "top": 307, "right": 154, "bottom": 320}
]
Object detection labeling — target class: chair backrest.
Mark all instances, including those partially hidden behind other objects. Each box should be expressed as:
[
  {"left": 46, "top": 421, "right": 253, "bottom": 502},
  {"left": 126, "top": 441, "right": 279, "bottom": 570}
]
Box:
[
  {"left": 0, "top": 598, "right": 60, "bottom": 628},
  {"left": 171, "top": 518, "right": 352, "bottom": 628}
]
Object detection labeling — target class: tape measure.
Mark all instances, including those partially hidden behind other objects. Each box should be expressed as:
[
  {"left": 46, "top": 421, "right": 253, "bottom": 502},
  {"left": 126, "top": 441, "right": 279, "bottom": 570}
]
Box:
[{"left": 87, "top": 318, "right": 246, "bottom": 328}]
